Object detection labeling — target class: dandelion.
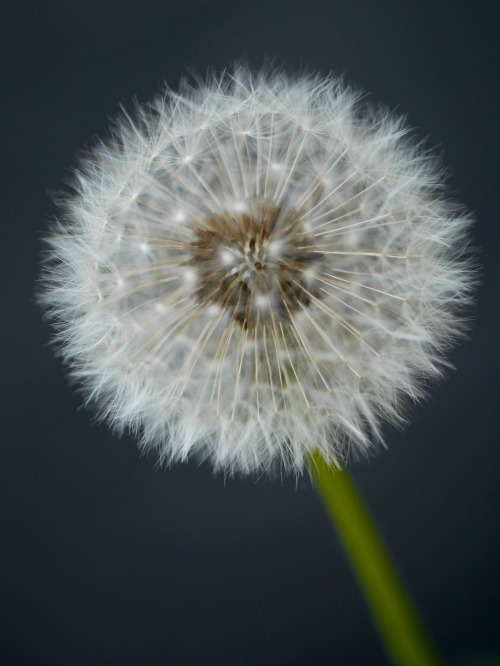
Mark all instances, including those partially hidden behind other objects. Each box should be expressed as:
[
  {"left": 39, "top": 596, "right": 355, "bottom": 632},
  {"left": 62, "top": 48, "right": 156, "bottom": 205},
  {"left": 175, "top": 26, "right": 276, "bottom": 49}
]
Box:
[
  {"left": 40, "top": 66, "right": 473, "bottom": 476},
  {"left": 41, "top": 66, "right": 476, "bottom": 665}
]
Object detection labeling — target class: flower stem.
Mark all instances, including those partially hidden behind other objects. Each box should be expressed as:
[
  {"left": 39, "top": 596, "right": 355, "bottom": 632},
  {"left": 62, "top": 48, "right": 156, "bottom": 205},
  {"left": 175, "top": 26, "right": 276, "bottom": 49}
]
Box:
[{"left": 309, "top": 450, "right": 443, "bottom": 666}]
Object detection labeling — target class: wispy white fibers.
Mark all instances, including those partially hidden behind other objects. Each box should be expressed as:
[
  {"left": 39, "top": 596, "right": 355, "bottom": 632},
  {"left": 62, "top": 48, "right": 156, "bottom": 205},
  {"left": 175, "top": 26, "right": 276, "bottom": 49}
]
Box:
[{"left": 40, "top": 67, "right": 475, "bottom": 475}]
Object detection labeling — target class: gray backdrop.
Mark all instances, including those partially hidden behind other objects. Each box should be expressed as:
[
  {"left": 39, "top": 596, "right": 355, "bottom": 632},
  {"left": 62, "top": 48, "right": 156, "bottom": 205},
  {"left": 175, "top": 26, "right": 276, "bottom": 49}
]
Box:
[{"left": 1, "top": 1, "right": 498, "bottom": 664}]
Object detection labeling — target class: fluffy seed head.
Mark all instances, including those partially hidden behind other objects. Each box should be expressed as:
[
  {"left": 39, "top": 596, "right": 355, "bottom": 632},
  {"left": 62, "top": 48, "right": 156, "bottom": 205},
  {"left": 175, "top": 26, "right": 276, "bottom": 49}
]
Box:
[{"left": 40, "top": 67, "right": 474, "bottom": 475}]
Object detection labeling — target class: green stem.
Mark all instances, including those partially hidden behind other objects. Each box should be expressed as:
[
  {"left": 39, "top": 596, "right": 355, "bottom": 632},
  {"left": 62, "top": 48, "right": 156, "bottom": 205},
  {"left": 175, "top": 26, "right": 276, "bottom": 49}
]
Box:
[{"left": 309, "top": 450, "right": 443, "bottom": 666}]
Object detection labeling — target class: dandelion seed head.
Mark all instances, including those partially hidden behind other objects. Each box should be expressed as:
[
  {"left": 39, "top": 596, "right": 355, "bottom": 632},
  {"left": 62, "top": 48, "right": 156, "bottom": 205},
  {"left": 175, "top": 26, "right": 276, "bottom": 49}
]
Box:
[{"left": 40, "top": 66, "right": 475, "bottom": 475}]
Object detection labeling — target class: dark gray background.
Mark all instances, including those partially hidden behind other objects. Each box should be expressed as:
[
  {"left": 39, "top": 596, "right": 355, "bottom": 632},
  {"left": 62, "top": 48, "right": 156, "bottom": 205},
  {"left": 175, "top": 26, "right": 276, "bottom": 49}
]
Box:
[{"left": 2, "top": 1, "right": 498, "bottom": 664}]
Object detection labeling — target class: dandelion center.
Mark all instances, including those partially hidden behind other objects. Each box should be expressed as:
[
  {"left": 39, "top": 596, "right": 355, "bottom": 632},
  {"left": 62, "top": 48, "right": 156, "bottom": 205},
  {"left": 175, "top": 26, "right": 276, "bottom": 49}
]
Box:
[{"left": 190, "top": 202, "right": 321, "bottom": 330}]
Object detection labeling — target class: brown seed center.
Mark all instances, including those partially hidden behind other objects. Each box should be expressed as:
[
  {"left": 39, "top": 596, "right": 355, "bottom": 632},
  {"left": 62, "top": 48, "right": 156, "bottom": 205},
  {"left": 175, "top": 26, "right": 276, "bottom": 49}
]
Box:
[{"left": 189, "top": 203, "right": 321, "bottom": 330}]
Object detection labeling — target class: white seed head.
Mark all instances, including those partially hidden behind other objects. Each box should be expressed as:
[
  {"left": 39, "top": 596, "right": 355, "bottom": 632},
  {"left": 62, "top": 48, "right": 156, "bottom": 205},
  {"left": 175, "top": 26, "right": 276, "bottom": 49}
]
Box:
[{"left": 40, "top": 67, "right": 475, "bottom": 476}]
